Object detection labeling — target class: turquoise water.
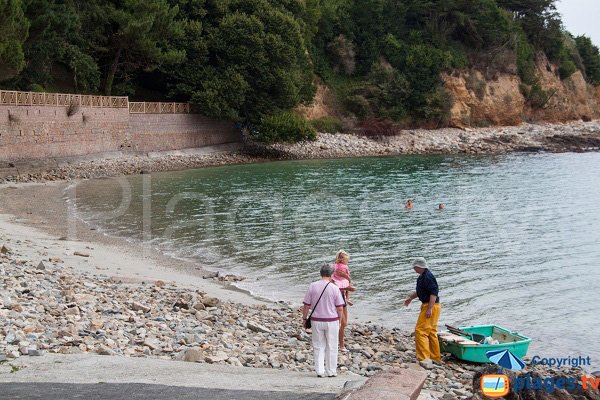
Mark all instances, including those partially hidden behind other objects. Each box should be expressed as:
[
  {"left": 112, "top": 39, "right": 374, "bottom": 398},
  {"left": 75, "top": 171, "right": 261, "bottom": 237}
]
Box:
[{"left": 73, "top": 153, "right": 600, "bottom": 366}]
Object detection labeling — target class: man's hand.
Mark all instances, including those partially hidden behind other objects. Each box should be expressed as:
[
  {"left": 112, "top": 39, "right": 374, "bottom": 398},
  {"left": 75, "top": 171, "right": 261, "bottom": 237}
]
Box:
[
  {"left": 425, "top": 308, "right": 433, "bottom": 318},
  {"left": 404, "top": 298, "right": 412, "bottom": 307}
]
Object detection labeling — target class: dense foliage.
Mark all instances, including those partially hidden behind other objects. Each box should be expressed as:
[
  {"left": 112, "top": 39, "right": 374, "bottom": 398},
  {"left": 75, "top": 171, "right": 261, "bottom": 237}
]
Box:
[
  {"left": 0, "top": 0, "right": 29, "bottom": 82},
  {"left": 2, "top": 0, "right": 600, "bottom": 141}
]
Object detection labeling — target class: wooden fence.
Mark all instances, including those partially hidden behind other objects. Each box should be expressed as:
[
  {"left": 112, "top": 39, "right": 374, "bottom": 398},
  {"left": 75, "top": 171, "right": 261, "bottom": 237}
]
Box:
[
  {"left": 0, "top": 90, "right": 128, "bottom": 108},
  {"left": 0, "top": 90, "right": 194, "bottom": 114},
  {"left": 128, "top": 102, "right": 192, "bottom": 114}
]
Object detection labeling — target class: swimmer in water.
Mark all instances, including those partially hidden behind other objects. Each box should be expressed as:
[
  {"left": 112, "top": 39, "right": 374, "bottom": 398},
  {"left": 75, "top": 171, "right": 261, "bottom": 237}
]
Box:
[
  {"left": 438, "top": 203, "right": 445, "bottom": 210},
  {"left": 405, "top": 199, "right": 414, "bottom": 209}
]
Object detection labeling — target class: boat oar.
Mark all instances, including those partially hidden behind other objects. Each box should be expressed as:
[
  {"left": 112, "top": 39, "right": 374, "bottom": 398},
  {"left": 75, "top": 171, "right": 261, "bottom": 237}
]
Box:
[{"left": 446, "top": 325, "right": 486, "bottom": 343}]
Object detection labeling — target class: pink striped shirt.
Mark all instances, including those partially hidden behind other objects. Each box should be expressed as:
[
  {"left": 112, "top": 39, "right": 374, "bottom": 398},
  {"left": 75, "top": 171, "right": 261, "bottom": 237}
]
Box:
[{"left": 303, "top": 280, "right": 345, "bottom": 321}]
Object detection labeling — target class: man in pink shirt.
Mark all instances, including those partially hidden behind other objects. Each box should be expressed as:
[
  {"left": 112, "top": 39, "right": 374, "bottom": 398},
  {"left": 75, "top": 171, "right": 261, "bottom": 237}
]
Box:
[{"left": 303, "top": 264, "right": 345, "bottom": 377}]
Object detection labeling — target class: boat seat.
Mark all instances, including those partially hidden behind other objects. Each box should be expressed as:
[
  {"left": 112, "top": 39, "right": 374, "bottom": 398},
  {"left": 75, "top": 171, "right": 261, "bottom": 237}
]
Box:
[{"left": 438, "top": 331, "right": 480, "bottom": 346}]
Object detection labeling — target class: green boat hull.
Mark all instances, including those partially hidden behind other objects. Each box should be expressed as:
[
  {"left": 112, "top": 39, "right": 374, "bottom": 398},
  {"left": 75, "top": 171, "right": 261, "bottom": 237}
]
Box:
[{"left": 439, "top": 325, "right": 531, "bottom": 364}]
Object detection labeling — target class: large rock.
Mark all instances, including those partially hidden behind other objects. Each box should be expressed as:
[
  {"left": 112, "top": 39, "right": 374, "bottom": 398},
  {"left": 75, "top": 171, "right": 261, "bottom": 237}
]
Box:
[
  {"left": 183, "top": 348, "right": 204, "bottom": 363},
  {"left": 247, "top": 322, "right": 271, "bottom": 334},
  {"left": 64, "top": 306, "right": 80, "bottom": 316},
  {"left": 201, "top": 297, "right": 220, "bottom": 307},
  {"left": 205, "top": 351, "right": 228, "bottom": 364},
  {"left": 131, "top": 302, "right": 151, "bottom": 313}
]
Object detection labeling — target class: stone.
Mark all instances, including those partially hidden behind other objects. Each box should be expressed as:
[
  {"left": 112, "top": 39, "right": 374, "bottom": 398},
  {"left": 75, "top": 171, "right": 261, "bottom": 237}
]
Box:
[
  {"left": 37, "top": 261, "right": 46, "bottom": 270},
  {"left": 154, "top": 280, "right": 165, "bottom": 288},
  {"left": 64, "top": 306, "right": 80, "bottom": 316},
  {"left": 73, "top": 251, "right": 90, "bottom": 257},
  {"left": 1, "top": 245, "right": 11, "bottom": 254},
  {"left": 201, "top": 297, "right": 220, "bottom": 307},
  {"left": 205, "top": 351, "right": 228, "bottom": 364},
  {"left": 10, "top": 303, "right": 24, "bottom": 312},
  {"left": 0, "top": 354, "right": 7, "bottom": 362},
  {"left": 96, "top": 345, "right": 114, "bottom": 356},
  {"left": 28, "top": 349, "right": 43, "bottom": 357},
  {"left": 183, "top": 348, "right": 204, "bottom": 363},
  {"left": 247, "top": 322, "right": 271, "bottom": 334},
  {"left": 192, "top": 303, "right": 206, "bottom": 311},
  {"left": 49, "top": 257, "right": 64, "bottom": 263},
  {"left": 131, "top": 302, "right": 151, "bottom": 313}
]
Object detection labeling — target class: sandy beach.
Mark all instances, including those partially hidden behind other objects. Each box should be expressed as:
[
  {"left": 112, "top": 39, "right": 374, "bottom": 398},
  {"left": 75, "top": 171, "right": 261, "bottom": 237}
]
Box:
[{"left": 0, "top": 181, "right": 266, "bottom": 306}]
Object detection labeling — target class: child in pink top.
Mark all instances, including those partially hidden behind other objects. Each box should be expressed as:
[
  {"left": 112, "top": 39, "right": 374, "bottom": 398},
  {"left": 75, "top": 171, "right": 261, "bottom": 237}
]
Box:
[{"left": 331, "top": 250, "right": 356, "bottom": 306}]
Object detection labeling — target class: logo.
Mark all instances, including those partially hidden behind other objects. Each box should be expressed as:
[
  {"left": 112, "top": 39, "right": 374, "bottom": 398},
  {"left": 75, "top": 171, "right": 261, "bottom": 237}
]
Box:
[
  {"left": 480, "top": 349, "right": 525, "bottom": 399},
  {"left": 481, "top": 374, "right": 510, "bottom": 398}
]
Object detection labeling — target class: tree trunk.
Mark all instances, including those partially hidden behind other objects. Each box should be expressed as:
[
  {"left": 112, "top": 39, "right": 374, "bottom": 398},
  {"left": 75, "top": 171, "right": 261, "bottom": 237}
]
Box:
[{"left": 104, "top": 47, "right": 123, "bottom": 96}]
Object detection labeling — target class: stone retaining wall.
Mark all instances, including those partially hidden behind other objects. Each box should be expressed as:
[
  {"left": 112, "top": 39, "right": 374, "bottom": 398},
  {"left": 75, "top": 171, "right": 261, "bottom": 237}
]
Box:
[
  {"left": 0, "top": 105, "right": 240, "bottom": 163},
  {"left": 129, "top": 114, "right": 239, "bottom": 153}
]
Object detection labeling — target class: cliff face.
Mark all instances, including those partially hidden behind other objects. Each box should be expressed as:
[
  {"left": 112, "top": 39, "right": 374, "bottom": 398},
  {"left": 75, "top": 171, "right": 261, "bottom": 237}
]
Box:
[{"left": 443, "top": 53, "right": 600, "bottom": 128}]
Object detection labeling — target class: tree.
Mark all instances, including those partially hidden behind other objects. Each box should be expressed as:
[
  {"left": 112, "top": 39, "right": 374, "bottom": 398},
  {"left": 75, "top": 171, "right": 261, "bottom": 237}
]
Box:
[
  {"left": 575, "top": 35, "right": 600, "bottom": 86},
  {"left": 0, "top": 0, "right": 29, "bottom": 82},
  {"left": 165, "top": 0, "right": 314, "bottom": 122},
  {"left": 9, "top": 0, "right": 99, "bottom": 92},
  {"left": 80, "top": 0, "right": 185, "bottom": 95}
]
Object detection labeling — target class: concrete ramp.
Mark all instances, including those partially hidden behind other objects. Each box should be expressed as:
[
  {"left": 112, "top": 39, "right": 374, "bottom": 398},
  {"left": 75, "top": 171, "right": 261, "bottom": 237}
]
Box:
[{"left": 340, "top": 368, "right": 428, "bottom": 400}]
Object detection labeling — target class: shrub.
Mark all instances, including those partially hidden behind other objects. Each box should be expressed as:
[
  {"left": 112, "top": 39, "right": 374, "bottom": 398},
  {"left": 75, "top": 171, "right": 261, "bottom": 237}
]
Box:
[
  {"left": 465, "top": 73, "right": 487, "bottom": 101},
  {"left": 575, "top": 35, "right": 600, "bottom": 86},
  {"left": 357, "top": 118, "right": 399, "bottom": 137},
  {"left": 327, "top": 35, "right": 356, "bottom": 75},
  {"left": 514, "top": 31, "right": 537, "bottom": 85},
  {"left": 559, "top": 59, "right": 577, "bottom": 80},
  {"left": 310, "top": 116, "right": 343, "bottom": 133},
  {"left": 345, "top": 94, "right": 371, "bottom": 118},
  {"left": 253, "top": 111, "right": 316, "bottom": 143}
]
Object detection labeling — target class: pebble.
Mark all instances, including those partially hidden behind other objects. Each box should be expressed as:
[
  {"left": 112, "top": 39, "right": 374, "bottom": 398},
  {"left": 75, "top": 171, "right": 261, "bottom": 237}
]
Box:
[
  {"left": 2, "top": 121, "right": 600, "bottom": 185},
  {"left": 0, "top": 235, "right": 591, "bottom": 399}
]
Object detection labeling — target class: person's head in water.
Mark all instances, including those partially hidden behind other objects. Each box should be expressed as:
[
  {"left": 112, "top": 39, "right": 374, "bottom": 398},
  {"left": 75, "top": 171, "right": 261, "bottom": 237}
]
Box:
[
  {"left": 405, "top": 199, "right": 414, "bottom": 209},
  {"left": 411, "top": 257, "right": 427, "bottom": 274},
  {"left": 336, "top": 250, "right": 349, "bottom": 265},
  {"left": 438, "top": 203, "right": 445, "bottom": 210}
]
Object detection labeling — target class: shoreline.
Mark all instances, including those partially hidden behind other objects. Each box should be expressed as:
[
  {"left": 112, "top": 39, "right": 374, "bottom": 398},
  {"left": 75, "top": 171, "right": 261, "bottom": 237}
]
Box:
[
  {"left": 1, "top": 120, "right": 600, "bottom": 184},
  {"left": 0, "top": 181, "right": 597, "bottom": 399}
]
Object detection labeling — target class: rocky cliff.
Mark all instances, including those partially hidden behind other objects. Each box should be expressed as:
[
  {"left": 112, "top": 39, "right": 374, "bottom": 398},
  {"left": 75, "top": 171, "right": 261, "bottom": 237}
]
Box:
[{"left": 443, "top": 53, "right": 600, "bottom": 128}]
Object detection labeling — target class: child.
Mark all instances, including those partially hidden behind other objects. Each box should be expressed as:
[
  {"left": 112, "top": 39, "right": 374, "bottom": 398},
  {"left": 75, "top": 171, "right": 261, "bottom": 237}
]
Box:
[{"left": 331, "top": 250, "right": 356, "bottom": 306}]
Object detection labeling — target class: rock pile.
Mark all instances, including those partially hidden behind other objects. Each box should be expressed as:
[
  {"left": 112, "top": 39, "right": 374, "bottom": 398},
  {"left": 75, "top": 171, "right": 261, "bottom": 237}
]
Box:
[{"left": 262, "top": 120, "right": 600, "bottom": 160}]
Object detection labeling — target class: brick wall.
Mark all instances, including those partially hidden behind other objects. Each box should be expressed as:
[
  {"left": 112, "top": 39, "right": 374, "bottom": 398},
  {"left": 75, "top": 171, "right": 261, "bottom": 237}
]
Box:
[
  {"left": 129, "top": 114, "right": 240, "bottom": 152},
  {"left": 0, "top": 106, "right": 130, "bottom": 162},
  {"left": 0, "top": 105, "right": 241, "bottom": 163}
]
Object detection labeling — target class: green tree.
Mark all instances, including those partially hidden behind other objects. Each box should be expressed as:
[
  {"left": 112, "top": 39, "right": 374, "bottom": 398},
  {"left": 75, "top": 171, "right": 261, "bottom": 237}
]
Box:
[
  {"left": 575, "top": 35, "right": 600, "bottom": 86},
  {"left": 81, "top": 0, "right": 185, "bottom": 95},
  {"left": 0, "top": 0, "right": 29, "bottom": 82},
  {"left": 166, "top": 0, "right": 314, "bottom": 122},
  {"left": 10, "top": 0, "right": 99, "bottom": 92}
]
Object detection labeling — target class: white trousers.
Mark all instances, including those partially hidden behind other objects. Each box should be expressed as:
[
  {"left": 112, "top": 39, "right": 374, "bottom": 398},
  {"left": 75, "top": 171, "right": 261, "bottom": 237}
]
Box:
[{"left": 311, "top": 320, "right": 340, "bottom": 376}]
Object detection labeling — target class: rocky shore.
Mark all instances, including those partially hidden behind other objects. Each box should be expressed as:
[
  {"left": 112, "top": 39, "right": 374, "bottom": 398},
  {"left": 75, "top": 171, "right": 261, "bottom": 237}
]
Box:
[
  {"left": 1, "top": 237, "right": 598, "bottom": 400},
  {"left": 1, "top": 120, "right": 600, "bottom": 184}
]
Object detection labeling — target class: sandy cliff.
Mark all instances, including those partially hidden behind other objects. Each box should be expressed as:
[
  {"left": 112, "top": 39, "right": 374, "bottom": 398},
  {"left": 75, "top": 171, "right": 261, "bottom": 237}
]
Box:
[{"left": 443, "top": 53, "right": 600, "bottom": 128}]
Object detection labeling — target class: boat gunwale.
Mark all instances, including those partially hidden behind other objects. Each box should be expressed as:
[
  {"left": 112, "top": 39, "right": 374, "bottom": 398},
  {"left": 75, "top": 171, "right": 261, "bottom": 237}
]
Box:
[{"left": 443, "top": 325, "right": 532, "bottom": 347}]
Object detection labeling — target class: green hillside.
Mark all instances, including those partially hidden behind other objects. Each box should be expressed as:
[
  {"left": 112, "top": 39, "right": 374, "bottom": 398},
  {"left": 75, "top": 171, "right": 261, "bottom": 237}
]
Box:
[{"left": 2, "top": 0, "right": 600, "bottom": 141}]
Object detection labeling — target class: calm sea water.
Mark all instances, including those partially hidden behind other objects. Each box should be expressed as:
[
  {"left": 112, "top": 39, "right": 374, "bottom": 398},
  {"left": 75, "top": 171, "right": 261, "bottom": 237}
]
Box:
[{"left": 73, "top": 153, "right": 600, "bottom": 366}]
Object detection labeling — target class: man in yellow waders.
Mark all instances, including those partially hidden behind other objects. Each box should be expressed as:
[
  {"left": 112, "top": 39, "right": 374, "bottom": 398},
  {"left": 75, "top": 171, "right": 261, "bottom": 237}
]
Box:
[{"left": 404, "top": 257, "right": 441, "bottom": 363}]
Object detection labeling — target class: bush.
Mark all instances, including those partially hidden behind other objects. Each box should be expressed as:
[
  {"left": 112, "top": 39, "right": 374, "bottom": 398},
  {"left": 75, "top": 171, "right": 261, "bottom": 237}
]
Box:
[
  {"left": 345, "top": 94, "right": 371, "bottom": 118},
  {"left": 357, "top": 118, "right": 399, "bottom": 137},
  {"left": 575, "top": 35, "right": 600, "bottom": 86},
  {"left": 311, "top": 116, "right": 343, "bottom": 133},
  {"left": 253, "top": 111, "right": 316, "bottom": 143},
  {"left": 514, "top": 31, "right": 537, "bottom": 85}
]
